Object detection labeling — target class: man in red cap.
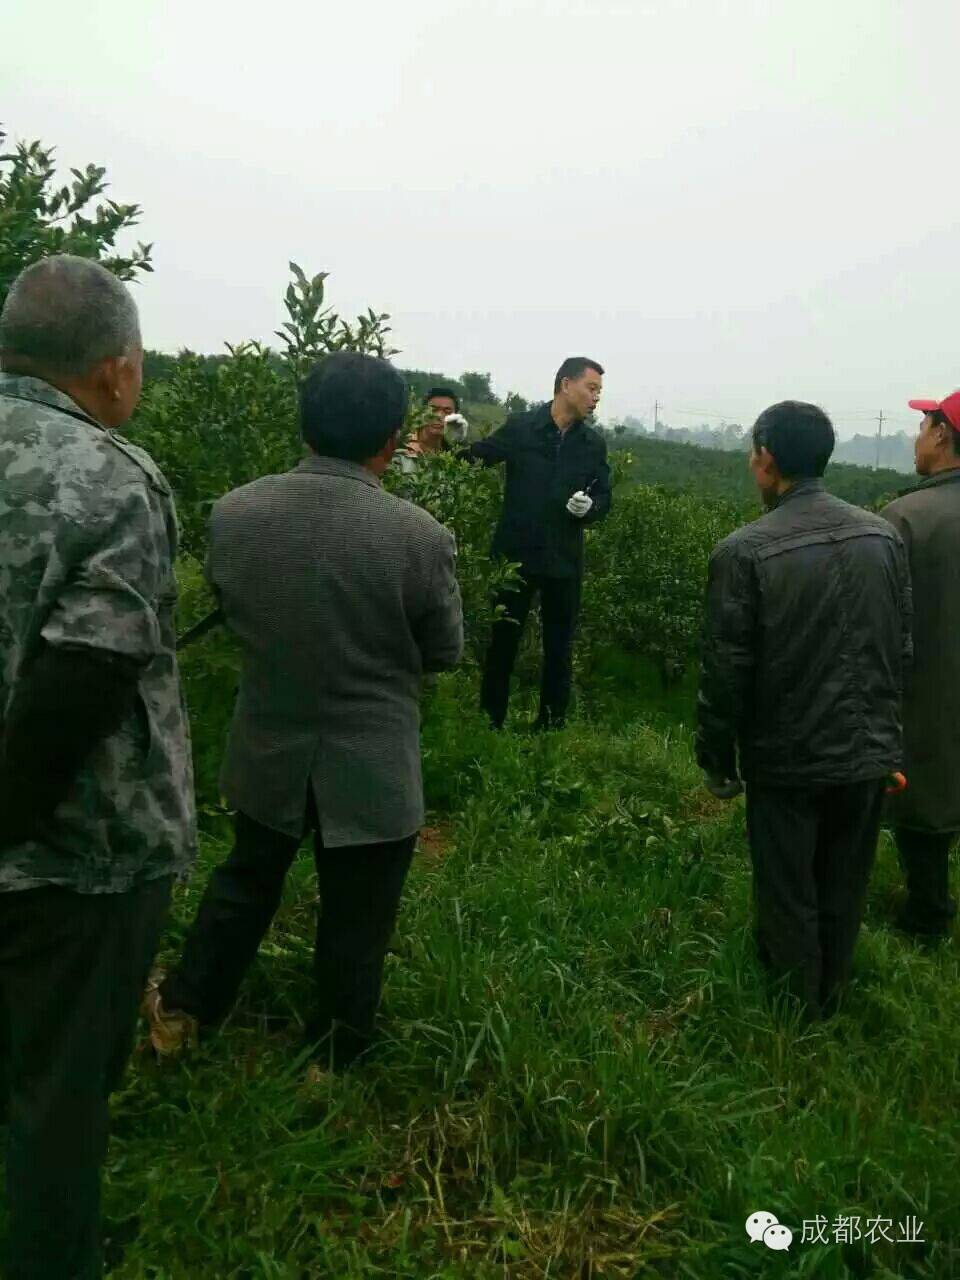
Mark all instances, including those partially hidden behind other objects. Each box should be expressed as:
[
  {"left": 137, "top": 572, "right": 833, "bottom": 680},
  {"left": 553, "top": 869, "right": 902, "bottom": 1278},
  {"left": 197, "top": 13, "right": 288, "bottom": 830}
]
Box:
[{"left": 881, "top": 391, "right": 960, "bottom": 939}]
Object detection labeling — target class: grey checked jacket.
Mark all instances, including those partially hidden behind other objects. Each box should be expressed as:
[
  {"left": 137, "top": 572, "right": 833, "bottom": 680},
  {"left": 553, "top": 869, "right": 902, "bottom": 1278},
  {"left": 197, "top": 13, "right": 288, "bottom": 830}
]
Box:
[{"left": 207, "top": 454, "right": 464, "bottom": 844}]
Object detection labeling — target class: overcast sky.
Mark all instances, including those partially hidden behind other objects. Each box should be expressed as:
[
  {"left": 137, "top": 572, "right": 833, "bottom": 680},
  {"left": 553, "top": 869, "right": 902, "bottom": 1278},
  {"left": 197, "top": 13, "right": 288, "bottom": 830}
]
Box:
[{"left": 5, "top": 0, "right": 958, "bottom": 436}]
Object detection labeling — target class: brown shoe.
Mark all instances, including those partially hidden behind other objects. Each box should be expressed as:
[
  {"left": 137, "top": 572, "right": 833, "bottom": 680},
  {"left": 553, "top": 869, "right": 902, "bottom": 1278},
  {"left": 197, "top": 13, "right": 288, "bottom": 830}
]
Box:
[{"left": 141, "top": 970, "right": 198, "bottom": 1057}]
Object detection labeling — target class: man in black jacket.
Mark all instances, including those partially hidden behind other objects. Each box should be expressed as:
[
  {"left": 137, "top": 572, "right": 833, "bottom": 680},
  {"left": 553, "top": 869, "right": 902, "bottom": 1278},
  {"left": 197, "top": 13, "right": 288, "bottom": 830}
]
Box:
[
  {"left": 696, "top": 401, "right": 912, "bottom": 1017},
  {"left": 464, "top": 356, "right": 611, "bottom": 729}
]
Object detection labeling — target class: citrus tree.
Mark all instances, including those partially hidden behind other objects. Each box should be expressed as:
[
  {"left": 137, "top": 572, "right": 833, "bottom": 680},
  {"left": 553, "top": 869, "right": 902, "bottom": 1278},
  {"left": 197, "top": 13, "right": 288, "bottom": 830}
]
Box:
[
  {"left": 0, "top": 126, "right": 152, "bottom": 308},
  {"left": 582, "top": 477, "right": 741, "bottom": 684}
]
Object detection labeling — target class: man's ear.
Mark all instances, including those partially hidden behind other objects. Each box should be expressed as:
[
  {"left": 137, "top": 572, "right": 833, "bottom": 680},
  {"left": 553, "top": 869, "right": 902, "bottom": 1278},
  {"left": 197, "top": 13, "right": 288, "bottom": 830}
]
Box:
[
  {"left": 758, "top": 445, "right": 778, "bottom": 476},
  {"left": 91, "top": 355, "right": 120, "bottom": 398}
]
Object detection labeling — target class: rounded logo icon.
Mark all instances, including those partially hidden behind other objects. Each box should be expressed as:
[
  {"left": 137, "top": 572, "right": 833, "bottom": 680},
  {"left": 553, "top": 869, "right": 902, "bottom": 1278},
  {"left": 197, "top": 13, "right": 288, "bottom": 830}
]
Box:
[
  {"left": 763, "top": 1224, "right": 793, "bottom": 1252},
  {"left": 745, "top": 1211, "right": 778, "bottom": 1243}
]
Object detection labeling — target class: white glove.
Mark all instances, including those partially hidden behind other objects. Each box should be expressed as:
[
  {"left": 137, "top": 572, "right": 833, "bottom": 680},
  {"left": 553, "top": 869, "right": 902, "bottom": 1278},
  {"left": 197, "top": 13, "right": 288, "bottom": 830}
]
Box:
[
  {"left": 443, "top": 413, "right": 469, "bottom": 443},
  {"left": 566, "top": 490, "right": 593, "bottom": 518}
]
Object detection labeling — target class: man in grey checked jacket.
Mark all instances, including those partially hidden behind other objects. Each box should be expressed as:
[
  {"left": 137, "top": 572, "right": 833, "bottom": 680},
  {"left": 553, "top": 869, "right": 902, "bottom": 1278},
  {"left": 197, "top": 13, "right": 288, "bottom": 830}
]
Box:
[{"left": 148, "top": 352, "right": 463, "bottom": 1068}]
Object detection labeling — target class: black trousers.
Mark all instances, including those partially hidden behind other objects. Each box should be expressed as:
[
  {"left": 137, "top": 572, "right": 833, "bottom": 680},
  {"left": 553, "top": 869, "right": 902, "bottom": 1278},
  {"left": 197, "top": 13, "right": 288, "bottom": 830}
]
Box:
[
  {"left": 745, "top": 781, "right": 884, "bottom": 1017},
  {"left": 480, "top": 572, "right": 581, "bottom": 729},
  {"left": 894, "top": 827, "right": 957, "bottom": 936},
  {"left": 161, "top": 805, "right": 415, "bottom": 1068},
  {"left": 0, "top": 876, "right": 171, "bottom": 1280}
]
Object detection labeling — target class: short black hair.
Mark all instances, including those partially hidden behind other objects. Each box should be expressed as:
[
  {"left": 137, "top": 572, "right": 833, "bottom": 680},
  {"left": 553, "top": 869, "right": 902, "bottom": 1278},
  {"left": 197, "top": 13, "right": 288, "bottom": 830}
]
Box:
[
  {"left": 299, "top": 352, "right": 408, "bottom": 461},
  {"left": 554, "top": 357, "right": 604, "bottom": 394},
  {"left": 932, "top": 408, "right": 960, "bottom": 456},
  {"left": 752, "top": 400, "right": 835, "bottom": 479},
  {"left": 424, "top": 386, "right": 460, "bottom": 412}
]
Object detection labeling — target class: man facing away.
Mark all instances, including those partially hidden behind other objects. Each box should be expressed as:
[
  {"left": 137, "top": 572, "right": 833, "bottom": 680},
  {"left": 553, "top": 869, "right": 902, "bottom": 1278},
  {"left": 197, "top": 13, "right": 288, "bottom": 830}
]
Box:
[
  {"left": 0, "top": 255, "right": 196, "bottom": 1278},
  {"left": 880, "top": 390, "right": 960, "bottom": 939},
  {"left": 462, "top": 357, "right": 611, "bottom": 730},
  {"left": 146, "top": 352, "right": 464, "bottom": 1068},
  {"left": 696, "top": 401, "right": 912, "bottom": 1017}
]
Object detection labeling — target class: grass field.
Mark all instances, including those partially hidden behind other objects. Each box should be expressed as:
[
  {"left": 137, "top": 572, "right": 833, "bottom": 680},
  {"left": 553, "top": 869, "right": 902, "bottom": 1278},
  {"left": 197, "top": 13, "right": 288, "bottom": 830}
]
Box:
[{"left": 101, "top": 665, "right": 959, "bottom": 1279}]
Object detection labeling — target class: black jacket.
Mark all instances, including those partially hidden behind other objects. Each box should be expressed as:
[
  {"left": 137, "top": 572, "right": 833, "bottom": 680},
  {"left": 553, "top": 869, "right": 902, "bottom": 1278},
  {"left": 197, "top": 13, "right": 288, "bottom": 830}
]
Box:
[
  {"left": 696, "top": 480, "right": 912, "bottom": 788},
  {"left": 465, "top": 403, "right": 611, "bottom": 578}
]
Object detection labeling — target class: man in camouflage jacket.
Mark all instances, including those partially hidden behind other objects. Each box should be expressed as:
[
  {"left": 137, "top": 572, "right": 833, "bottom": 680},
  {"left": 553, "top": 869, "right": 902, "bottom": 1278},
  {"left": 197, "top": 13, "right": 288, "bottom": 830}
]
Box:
[{"left": 0, "top": 256, "right": 195, "bottom": 1278}]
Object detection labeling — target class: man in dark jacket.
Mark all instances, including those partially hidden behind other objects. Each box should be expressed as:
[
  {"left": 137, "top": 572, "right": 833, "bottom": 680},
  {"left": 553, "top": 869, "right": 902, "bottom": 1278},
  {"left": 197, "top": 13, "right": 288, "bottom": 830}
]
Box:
[
  {"left": 696, "top": 401, "right": 912, "bottom": 1016},
  {"left": 881, "top": 390, "right": 960, "bottom": 939},
  {"left": 464, "top": 356, "right": 611, "bottom": 729}
]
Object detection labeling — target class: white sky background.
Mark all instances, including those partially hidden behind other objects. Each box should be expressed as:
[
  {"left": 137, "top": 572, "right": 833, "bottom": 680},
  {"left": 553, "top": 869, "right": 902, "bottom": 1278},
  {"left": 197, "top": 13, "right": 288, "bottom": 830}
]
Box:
[{"left": 4, "top": 0, "right": 959, "bottom": 436}]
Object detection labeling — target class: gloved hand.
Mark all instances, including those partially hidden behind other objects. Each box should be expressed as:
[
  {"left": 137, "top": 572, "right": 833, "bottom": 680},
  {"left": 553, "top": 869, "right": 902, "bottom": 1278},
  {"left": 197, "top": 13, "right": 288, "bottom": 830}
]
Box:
[
  {"left": 566, "top": 490, "right": 594, "bottom": 518},
  {"left": 703, "top": 772, "right": 743, "bottom": 800},
  {"left": 443, "top": 413, "right": 469, "bottom": 444}
]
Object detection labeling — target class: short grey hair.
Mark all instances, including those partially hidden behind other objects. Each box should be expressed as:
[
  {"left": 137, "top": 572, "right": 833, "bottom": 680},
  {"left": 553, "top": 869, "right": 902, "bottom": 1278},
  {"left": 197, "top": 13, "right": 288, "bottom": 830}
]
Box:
[{"left": 0, "top": 254, "right": 141, "bottom": 378}]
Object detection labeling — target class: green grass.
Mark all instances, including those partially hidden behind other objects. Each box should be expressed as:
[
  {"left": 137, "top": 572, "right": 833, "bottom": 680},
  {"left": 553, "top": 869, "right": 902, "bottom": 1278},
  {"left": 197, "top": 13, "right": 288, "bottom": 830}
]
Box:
[{"left": 102, "top": 669, "right": 959, "bottom": 1278}]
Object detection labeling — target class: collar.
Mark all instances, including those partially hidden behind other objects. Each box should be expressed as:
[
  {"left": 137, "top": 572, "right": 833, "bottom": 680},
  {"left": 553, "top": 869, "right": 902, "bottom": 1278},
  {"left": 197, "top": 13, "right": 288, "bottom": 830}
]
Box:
[
  {"left": 0, "top": 373, "right": 104, "bottom": 431},
  {"left": 773, "top": 477, "right": 825, "bottom": 509},
  {"left": 295, "top": 453, "right": 382, "bottom": 488},
  {"left": 535, "top": 402, "right": 583, "bottom": 437},
  {"left": 901, "top": 467, "right": 960, "bottom": 496}
]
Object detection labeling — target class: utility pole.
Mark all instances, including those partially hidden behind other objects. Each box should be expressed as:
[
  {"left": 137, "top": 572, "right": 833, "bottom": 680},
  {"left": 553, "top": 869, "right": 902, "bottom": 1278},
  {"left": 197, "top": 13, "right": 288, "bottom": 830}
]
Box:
[
  {"left": 874, "top": 409, "right": 885, "bottom": 471},
  {"left": 653, "top": 399, "right": 660, "bottom": 434}
]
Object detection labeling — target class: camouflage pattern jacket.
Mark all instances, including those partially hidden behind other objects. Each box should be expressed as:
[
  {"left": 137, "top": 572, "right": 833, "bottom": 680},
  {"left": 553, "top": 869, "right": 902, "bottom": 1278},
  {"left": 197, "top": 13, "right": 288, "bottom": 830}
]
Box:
[{"left": 0, "top": 374, "right": 196, "bottom": 893}]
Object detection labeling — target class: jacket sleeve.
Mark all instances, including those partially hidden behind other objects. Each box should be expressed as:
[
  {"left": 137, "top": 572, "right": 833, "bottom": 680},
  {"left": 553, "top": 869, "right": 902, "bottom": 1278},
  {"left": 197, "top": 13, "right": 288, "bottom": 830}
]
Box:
[
  {"left": 580, "top": 435, "right": 612, "bottom": 525},
  {"left": 881, "top": 507, "right": 915, "bottom": 677},
  {"left": 459, "top": 418, "right": 518, "bottom": 467},
  {"left": 413, "top": 527, "right": 464, "bottom": 673},
  {"left": 1, "top": 644, "right": 141, "bottom": 847},
  {"left": 2, "top": 482, "right": 165, "bottom": 846},
  {"left": 695, "top": 539, "right": 757, "bottom": 778},
  {"left": 40, "top": 483, "right": 165, "bottom": 664}
]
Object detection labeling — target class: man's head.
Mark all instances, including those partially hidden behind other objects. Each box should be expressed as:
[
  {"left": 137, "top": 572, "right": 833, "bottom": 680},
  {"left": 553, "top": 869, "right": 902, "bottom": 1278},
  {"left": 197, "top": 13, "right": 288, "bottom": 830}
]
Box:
[
  {"left": 0, "top": 254, "right": 143, "bottom": 429},
  {"left": 421, "top": 386, "right": 460, "bottom": 444},
  {"left": 750, "top": 400, "right": 835, "bottom": 507},
  {"left": 553, "top": 357, "right": 604, "bottom": 422},
  {"left": 909, "top": 392, "right": 960, "bottom": 476},
  {"left": 299, "top": 352, "right": 409, "bottom": 474}
]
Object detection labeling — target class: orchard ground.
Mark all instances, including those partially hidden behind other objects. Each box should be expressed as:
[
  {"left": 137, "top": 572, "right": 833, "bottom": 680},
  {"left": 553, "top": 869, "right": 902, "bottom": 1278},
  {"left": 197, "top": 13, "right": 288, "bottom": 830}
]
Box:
[{"left": 99, "top": 657, "right": 959, "bottom": 1279}]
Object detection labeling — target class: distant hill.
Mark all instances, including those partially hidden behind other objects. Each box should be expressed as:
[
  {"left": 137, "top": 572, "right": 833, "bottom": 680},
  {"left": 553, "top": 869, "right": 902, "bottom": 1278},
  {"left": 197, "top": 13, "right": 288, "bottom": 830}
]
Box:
[
  {"left": 612, "top": 433, "right": 907, "bottom": 510},
  {"left": 610, "top": 418, "right": 917, "bottom": 475},
  {"left": 833, "top": 431, "right": 916, "bottom": 473}
]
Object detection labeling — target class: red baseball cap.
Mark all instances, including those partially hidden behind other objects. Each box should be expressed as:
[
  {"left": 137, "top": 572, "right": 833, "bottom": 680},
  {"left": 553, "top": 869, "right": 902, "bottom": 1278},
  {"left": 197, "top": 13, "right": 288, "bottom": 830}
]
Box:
[{"left": 908, "top": 390, "right": 960, "bottom": 432}]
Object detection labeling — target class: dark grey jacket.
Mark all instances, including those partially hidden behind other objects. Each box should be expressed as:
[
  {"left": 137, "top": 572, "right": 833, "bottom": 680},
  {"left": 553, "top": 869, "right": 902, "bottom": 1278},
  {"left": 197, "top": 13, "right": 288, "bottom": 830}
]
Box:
[
  {"left": 696, "top": 480, "right": 912, "bottom": 788},
  {"left": 882, "top": 469, "right": 960, "bottom": 832},
  {"left": 208, "top": 455, "right": 463, "bottom": 844},
  {"left": 464, "top": 403, "right": 611, "bottom": 578}
]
